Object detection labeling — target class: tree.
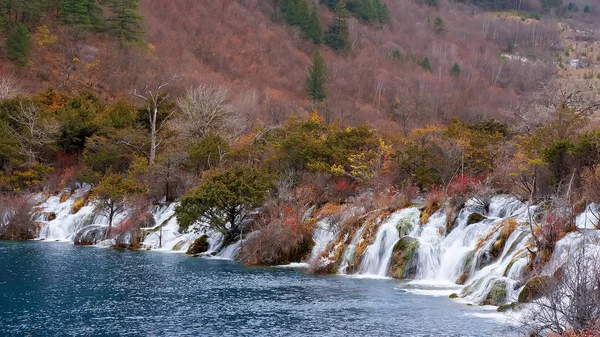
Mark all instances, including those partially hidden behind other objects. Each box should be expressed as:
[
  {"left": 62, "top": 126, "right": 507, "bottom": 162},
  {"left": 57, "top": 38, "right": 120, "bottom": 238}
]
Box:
[
  {"left": 306, "top": 50, "right": 328, "bottom": 103},
  {"left": 324, "top": 0, "right": 350, "bottom": 52},
  {"left": 6, "top": 24, "right": 30, "bottom": 67},
  {"left": 174, "top": 84, "right": 248, "bottom": 141},
  {"left": 305, "top": 3, "right": 323, "bottom": 44},
  {"left": 176, "top": 166, "right": 274, "bottom": 243},
  {"left": 106, "top": 0, "right": 144, "bottom": 44},
  {"left": 583, "top": 4, "right": 591, "bottom": 13},
  {"left": 6, "top": 100, "right": 60, "bottom": 166},
  {"left": 523, "top": 245, "right": 600, "bottom": 335},
  {"left": 59, "top": 0, "right": 100, "bottom": 26},
  {"left": 433, "top": 16, "right": 446, "bottom": 34},
  {"left": 420, "top": 57, "right": 432, "bottom": 72},
  {"left": 92, "top": 172, "right": 138, "bottom": 239},
  {"left": 450, "top": 63, "right": 462, "bottom": 77},
  {"left": 133, "top": 76, "right": 176, "bottom": 165}
]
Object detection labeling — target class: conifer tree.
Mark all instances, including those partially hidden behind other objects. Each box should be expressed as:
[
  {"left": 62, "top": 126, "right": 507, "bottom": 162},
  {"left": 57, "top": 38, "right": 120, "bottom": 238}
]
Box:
[
  {"left": 450, "top": 63, "right": 462, "bottom": 77},
  {"left": 59, "top": 0, "right": 100, "bottom": 27},
  {"left": 7, "top": 24, "right": 30, "bottom": 67},
  {"left": 584, "top": 4, "right": 591, "bottom": 12},
  {"left": 306, "top": 50, "right": 328, "bottom": 103},
  {"left": 107, "top": 0, "right": 144, "bottom": 44},
  {"left": 420, "top": 57, "right": 432, "bottom": 72},
  {"left": 305, "top": 3, "right": 323, "bottom": 44},
  {"left": 324, "top": 0, "right": 350, "bottom": 52},
  {"left": 433, "top": 16, "right": 446, "bottom": 34},
  {"left": 284, "top": 0, "right": 300, "bottom": 25}
]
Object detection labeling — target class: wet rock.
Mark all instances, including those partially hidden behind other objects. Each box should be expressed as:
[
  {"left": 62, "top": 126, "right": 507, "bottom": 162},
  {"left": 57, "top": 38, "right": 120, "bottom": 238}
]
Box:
[
  {"left": 74, "top": 225, "right": 107, "bottom": 246},
  {"left": 466, "top": 213, "right": 486, "bottom": 226},
  {"left": 389, "top": 236, "right": 419, "bottom": 279},
  {"left": 186, "top": 234, "right": 209, "bottom": 255},
  {"left": 518, "top": 276, "right": 552, "bottom": 303},
  {"left": 449, "top": 293, "right": 459, "bottom": 299},
  {"left": 482, "top": 280, "right": 507, "bottom": 306},
  {"left": 46, "top": 212, "right": 57, "bottom": 221},
  {"left": 497, "top": 302, "right": 519, "bottom": 312}
]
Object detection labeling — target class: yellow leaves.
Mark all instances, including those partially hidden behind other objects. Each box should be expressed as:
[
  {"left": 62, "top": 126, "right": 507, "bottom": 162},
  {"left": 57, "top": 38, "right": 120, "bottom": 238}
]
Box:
[
  {"left": 34, "top": 25, "right": 57, "bottom": 47},
  {"left": 147, "top": 43, "right": 156, "bottom": 52},
  {"left": 85, "top": 60, "right": 100, "bottom": 71},
  {"left": 330, "top": 163, "right": 346, "bottom": 177},
  {"left": 309, "top": 111, "right": 324, "bottom": 125}
]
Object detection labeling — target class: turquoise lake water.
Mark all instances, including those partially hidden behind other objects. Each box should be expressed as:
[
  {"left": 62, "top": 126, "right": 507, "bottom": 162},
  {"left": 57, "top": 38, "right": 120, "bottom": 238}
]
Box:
[{"left": 0, "top": 241, "right": 515, "bottom": 336}]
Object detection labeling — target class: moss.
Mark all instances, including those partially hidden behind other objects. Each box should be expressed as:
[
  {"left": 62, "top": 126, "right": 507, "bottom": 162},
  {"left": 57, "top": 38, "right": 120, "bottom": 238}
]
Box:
[
  {"left": 467, "top": 213, "right": 486, "bottom": 226},
  {"left": 449, "top": 293, "right": 459, "bottom": 299},
  {"left": 389, "top": 237, "right": 419, "bottom": 279},
  {"left": 396, "top": 216, "right": 413, "bottom": 237},
  {"left": 71, "top": 198, "right": 86, "bottom": 214},
  {"left": 482, "top": 280, "right": 507, "bottom": 306},
  {"left": 456, "top": 250, "right": 474, "bottom": 284},
  {"left": 186, "top": 234, "right": 209, "bottom": 255},
  {"left": 497, "top": 302, "right": 519, "bottom": 312},
  {"left": 172, "top": 240, "right": 186, "bottom": 251},
  {"left": 518, "top": 276, "right": 552, "bottom": 303}
]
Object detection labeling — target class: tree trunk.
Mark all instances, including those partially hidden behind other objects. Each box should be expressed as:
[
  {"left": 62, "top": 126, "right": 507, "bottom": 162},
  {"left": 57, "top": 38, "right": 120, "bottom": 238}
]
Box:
[{"left": 149, "top": 107, "right": 157, "bottom": 165}]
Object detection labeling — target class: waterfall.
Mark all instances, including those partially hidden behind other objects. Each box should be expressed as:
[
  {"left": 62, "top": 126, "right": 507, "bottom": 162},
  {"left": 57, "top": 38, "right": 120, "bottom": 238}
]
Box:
[
  {"left": 358, "top": 207, "right": 420, "bottom": 277},
  {"left": 338, "top": 222, "right": 368, "bottom": 274},
  {"left": 33, "top": 187, "right": 240, "bottom": 258}
]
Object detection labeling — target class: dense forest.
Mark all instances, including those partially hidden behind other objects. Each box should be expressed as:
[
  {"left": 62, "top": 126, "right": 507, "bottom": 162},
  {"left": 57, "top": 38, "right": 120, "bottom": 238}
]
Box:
[{"left": 1, "top": 0, "right": 600, "bottom": 334}]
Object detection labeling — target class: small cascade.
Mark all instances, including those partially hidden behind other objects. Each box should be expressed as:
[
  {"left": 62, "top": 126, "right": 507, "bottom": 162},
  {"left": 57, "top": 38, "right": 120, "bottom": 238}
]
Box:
[
  {"left": 338, "top": 222, "right": 368, "bottom": 274},
  {"left": 309, "top": 219, "right": 337, "bottom": 264},
  {"left": 33, "top": 187, "right": 244, "bottom": 258},
  {"left": 358, "top": 207, "right": 420, "bottom": 277}
]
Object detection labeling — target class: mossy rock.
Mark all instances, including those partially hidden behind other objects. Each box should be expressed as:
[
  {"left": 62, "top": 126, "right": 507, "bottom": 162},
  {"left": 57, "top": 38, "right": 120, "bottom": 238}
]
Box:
[
  {"left": 186, "top": 234, "right": 209, "bottom": 255},
  {"left": 518, "top": 276, "right": 552, "bottom": 303},
  {"left": 389, "top": 237, "right": 419, "bottom": 279},
  {"left": 467, "top": 213, "right": 486, "bottom": 226},
  {"left": 396, "top": 217, "right": 413, "bottom": 237},
  {"left": 172, "top": 240, "right": 186, "bottom": 251},
  {"left": 497, "top": 302, "right": 519, "bottom": 312},
  {"left": 449, "top": 293, "right": 459, "bottom": 299},
  {"left": 482, "top": 280, "right": 507, "bottom": 306}
]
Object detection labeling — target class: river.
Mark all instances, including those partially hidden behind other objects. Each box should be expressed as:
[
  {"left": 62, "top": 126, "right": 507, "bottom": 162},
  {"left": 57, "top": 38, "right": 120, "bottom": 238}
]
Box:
[{"left": 0, "top": 241, "right": 515, "bottom": 337}]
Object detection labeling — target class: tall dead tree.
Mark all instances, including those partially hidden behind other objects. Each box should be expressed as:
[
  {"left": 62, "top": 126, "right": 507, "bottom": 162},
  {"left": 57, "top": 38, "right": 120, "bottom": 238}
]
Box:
[{"left": 133, "top": 76, "right": 176, "bottom": 165}]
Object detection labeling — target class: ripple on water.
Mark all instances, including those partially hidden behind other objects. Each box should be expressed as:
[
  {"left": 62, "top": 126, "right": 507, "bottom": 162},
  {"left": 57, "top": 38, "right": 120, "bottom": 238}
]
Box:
[{"left": 0, "top": 241, "right": 516, "bottom": 337}]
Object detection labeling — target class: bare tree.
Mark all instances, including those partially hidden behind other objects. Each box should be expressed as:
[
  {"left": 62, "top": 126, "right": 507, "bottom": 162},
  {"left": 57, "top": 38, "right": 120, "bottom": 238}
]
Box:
[
  {"left": 0, "top": 75, "right": 22, "bottom": 99},
  {"left": 7, "top": 101, "right": 60, "bottom": 166},
  {"left": 522, "top": 243, "right": 600, "bottom": 335},
  {"left": 133, "top": 76, "right": 177, "bottom": 165},
  {"left": 174, "top": 84, "right": 249, "bottom": 141}
]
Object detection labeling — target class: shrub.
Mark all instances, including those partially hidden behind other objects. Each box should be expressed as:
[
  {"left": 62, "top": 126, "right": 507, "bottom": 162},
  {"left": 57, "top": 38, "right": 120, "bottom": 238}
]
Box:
[{"left": 0, "top": 195, "right": 36, "bottom": 240}]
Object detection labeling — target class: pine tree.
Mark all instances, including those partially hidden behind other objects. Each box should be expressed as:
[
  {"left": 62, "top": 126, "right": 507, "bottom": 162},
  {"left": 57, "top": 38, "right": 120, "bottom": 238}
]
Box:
[
  {"left": 420, "top": 57, "right": 431, "bottom": 72},
  {"left": 433, "top": 16, "right": 446, "bottom": 34},
  {"left": 584, "top": 4, "right": 591, "bottom": 13},
  {"left": 306, "top": 50, "right": 328, "bottom": 103},
  {"left": 107, "top": 0, "right": 144, "bottom": 44},
  {"left": 7, "top": 24, "right": 30, "bottom": 67},
  {"left": 375, "top": 0, "right": 390, "bottom": 24},
  {"left": 59, "top": 0, "right": 94, "bottom": 26},
  {"left": 450, "top": 63, "right": 462, "bottom": 77},
  {"left": 284, "top": 0, "right": 300, "bottom": 25},
  {"left": 324, "top": 0, "right": 350, "bottom": 52},
  {"left": 305, "top": 3, "right": 323, "bottom": 44},
  {"left": 298, "top": 0, "right": 310, "bottom": 30}
]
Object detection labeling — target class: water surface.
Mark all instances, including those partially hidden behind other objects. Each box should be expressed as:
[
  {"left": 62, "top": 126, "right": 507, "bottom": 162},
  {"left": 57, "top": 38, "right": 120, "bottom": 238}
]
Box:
[{"left": 0, "top": 241, "right": 514, "bottom": 336}]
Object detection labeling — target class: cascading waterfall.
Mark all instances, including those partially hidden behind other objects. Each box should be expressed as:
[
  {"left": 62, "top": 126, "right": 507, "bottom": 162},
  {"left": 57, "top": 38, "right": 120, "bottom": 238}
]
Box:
[
  {"left": 358, "top": 207, "right": 420, "bottom": 277},
  {"left": 34, "top": 187, "right": 241, "bottom": 259}
]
